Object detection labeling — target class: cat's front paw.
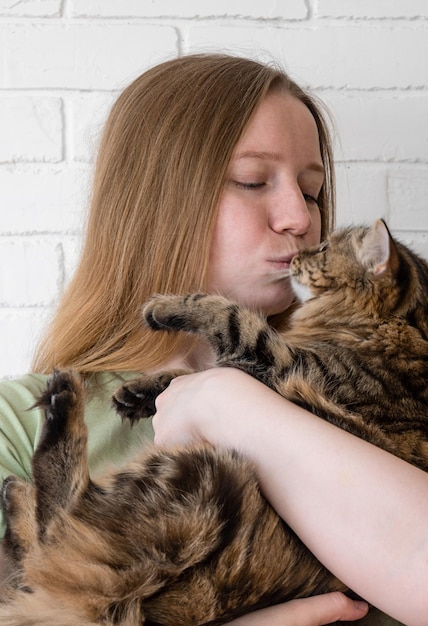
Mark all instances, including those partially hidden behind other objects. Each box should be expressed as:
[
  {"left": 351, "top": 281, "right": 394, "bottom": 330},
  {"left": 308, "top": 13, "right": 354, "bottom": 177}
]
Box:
[
  {"left": 34, "top": 370, "right": 81, "bottom": 423},
  {"left": 1, "top": 476, "right": 28, "bottom": 517},
  {"left": 143, "top": 293, "right": 206, "bottom": 332},
  {"left": 1, "top": 475, "right": 35, "bottom": 569},
  {"left": 113, "top": 372, "right": 183, "bottom": 424}
]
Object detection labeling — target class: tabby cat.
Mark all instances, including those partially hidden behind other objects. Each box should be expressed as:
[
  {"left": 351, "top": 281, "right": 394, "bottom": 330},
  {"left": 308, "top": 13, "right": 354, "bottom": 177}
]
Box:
[{"left": 1, "top": 219, "right": 427, "bottom": 626}]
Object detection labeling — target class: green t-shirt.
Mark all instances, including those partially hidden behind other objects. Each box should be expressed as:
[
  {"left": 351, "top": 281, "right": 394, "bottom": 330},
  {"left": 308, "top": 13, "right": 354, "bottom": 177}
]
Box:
[{"left": 0, "top": 371, "right": 154, "bottom": 537}]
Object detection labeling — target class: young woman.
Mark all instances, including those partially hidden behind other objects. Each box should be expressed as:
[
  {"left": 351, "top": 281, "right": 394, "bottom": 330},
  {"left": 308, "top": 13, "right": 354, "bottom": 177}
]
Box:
[{"left": 0, "top": 53, "right": 426, "bottom": 625}]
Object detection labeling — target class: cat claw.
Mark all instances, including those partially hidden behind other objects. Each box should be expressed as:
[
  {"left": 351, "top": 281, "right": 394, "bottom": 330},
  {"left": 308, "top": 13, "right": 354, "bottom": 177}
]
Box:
[
  {"left": 113, "top": 381, "right": 157, "bottom": 424},
  {"left": 32, "top": 370, "right": 80, "bottom": 422},
  {"left": 113, "top": 373, "right": 179, "bottom": 424}
]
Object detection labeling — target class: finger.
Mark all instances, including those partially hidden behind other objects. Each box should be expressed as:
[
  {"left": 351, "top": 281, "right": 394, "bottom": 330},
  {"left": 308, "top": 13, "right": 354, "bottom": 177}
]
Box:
[
  {"left": 226, "top": 593, "right": 368, "bottom": 626},
  {"left": 283, "top": 592, "right": 369, "bottom": 625}
]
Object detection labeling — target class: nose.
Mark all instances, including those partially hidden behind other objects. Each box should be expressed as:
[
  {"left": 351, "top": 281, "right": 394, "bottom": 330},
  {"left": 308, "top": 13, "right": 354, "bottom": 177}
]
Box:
[{"left": 268, "top": 186, "right": 313, "bottom": 236}]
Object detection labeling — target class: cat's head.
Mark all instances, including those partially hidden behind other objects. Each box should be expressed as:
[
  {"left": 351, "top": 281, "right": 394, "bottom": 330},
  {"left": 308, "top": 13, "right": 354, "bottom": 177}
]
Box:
[{"left": 289, "top": 219, "right": 422, "bottom": 317}]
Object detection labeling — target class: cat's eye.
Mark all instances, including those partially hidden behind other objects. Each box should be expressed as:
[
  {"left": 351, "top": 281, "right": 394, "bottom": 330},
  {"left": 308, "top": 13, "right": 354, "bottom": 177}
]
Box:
[{"left": 318, "top": 241, "right": 329, "bottom": 252}]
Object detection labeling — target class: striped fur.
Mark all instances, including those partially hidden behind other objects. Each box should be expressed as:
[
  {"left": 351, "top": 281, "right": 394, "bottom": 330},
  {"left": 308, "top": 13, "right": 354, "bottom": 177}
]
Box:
[
  {"left": 1, "top": 220, "right": 427, "bottom": 624},
  {"left": 139, "top": 220, "right": 428, "bottom": 469}
]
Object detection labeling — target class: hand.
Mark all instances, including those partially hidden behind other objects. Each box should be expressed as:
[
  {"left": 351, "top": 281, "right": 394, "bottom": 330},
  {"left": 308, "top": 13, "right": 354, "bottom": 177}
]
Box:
[
  {"left": 152, "top": 367, "right": 274, "bottom": 449},
  {"left": 225, "top": 593, "right": 368, "bottom": 625}
]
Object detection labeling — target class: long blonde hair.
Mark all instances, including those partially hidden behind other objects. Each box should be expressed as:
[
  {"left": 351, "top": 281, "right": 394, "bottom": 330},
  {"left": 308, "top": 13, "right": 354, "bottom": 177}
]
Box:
[{"left": 33, "top": 53, "right": 336, "bottom": 374}]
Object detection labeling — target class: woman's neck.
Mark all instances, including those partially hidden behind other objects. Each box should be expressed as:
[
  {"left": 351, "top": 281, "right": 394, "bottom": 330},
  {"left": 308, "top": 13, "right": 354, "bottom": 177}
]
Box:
[{"left": 148, "top": 337, "right": 216, "bottom": 375}]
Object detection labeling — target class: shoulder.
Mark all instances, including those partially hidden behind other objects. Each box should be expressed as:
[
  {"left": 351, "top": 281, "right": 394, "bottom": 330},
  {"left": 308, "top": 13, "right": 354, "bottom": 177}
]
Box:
[
  {"left": 0, "top": 374, "right": 48, "bottom": 478},
  {"left": 0, "top": 373, "right": 48, "bottom": 414},
  {"left": 0, "top": 374, "right": 48, "bottom": 444}
]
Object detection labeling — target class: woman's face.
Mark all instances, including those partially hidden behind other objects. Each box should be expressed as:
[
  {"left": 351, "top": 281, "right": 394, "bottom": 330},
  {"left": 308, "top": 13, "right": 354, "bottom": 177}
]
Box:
[{"left": 207, "top": 91, "right": 324, "bottom": 316}]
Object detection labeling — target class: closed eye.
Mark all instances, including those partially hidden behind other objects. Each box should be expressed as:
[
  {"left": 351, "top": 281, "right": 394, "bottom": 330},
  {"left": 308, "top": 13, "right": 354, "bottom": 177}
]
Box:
[
  {"left": 303, "top": 193, "right": 320, "bottom": 205},
  {"left": 232, "top": 181, "right": 266, "bottom": 190}
]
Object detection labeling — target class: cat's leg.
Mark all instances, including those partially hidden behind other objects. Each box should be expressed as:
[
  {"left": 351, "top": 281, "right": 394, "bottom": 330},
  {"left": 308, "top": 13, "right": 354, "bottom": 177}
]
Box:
[
  {"left": 2, "top": 477, "right": 35, "bottom": 567},
  {"left": 143, "top": 294, "right": 288, "bottom": 388},
  {"left": 0, "top": 477, "right": 36, "bottom": 599},
  {"left": 31, "top": 370, "right": 90, "bottom": 541},
  {"left": 112, "top": 369, "right": 190, "bottom": 424}
]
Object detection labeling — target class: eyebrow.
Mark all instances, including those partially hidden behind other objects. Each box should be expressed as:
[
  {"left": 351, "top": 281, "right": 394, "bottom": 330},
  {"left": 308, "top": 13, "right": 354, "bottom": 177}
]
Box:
[{"left": 233, "top": 151, "right": 325, "bottom": 174}]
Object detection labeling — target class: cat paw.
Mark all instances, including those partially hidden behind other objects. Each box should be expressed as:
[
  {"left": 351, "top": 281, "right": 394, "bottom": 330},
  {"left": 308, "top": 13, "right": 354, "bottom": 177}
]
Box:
[
  {"left": 143, "top": 293, "right": 206, "bottom": 332},
  {"left": 112, "top": 379, "right": 155, "bottom": 423},
  {"left": 33, "top": 370, "right": 82, "bottom": 423},
  {"left": 1, "top": 476, "right": 33, "bottom": 528},
  {"left": 1, "top": 476, "right": 35, "bottom": 579},
  {"left": 113, "top": 373, "right": 176, "bottom": 424},
  {"left": 1, "top": 476, "right": 22, "bottom": 514}
]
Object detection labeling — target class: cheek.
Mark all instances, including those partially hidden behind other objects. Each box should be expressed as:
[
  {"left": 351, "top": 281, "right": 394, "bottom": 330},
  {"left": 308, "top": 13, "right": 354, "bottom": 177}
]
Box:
[
  {"left": 208, "top": 223, "right": 252, "bottom": 279},
  {"left": 209, "top": 216, "right": 235, "bottom": 266},
  {"left": 207, "top": 211, "right": 240, "bottom": 288},
  {"left": 210, "top": 198, "right": 260, "bottom": 260}
]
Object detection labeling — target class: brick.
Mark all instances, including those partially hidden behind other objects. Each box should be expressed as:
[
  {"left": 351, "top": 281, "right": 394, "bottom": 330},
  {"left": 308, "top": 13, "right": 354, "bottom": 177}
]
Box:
[
  {"left": 318, "top": 0, "right": 428, "bottom": 19},
  {"left": 0, "top": 0, "right": 61, "bottom": 16},
  {"left": 70, "top": 93, "right": 116, "bottom": 162},
  {"left": 0, "top": 97, "right": 62, "bottom": 163},
  {"left": 0, "top": 237, "right": 63, "bottom": 306},
  {"left": 71, "top": 0, "right": 307, "bottom": 19},
  {"left": 335, "top": 164, "right": 389, "bottom": 227},
  {"left": 322, "top": 92, "right": 428, "bottom": 161},
  {"left": 387, "top": 167, "right": 428, "bottom": 230},
  {"left": 0, "top": 308, "right": 51, "bottom": 378},
  {"left": 0, "top": 165, "right": 89, "bottom": 233},
  {"left": 0, "top": 23, "right": 177, "bottom": 90},
  {"left": 187, "top": 24, "right": 428, "bottom": 89}
]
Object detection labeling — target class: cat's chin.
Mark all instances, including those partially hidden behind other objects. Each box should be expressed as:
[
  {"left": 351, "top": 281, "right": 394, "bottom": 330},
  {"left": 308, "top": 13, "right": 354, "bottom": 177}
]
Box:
[{"left": 290, "top": 278, "right": 314, "bottom": 303}]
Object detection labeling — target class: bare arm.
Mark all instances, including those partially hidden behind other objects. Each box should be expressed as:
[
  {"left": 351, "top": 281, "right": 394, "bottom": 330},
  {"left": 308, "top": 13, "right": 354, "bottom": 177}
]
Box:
[{"left": 153, "top": 368, "right": 428, "bottom": 626}]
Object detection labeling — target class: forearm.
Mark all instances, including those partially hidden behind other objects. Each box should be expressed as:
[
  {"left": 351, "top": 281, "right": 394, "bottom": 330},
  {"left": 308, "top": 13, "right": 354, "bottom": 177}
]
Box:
[
  {"left": 251, "top": 404, "right": 425, "bottom": 612},
  {"left": 154, "top": 369, "right": 428, "bottom": 624},
  {"left": 202, "top": 373, "right": 428, "bottom": 625}
]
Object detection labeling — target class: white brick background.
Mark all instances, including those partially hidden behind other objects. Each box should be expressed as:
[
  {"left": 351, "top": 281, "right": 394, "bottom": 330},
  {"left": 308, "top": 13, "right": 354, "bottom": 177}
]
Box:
[{"left": 0, "top": 0, "right": 427, "bottom": 377}]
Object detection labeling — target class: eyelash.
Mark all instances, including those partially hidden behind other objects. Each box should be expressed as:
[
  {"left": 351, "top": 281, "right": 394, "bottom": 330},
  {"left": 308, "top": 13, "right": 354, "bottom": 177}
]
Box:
[
  {"left": 233, "top": 181, "right": 265, "bottom": 190},
  {"left": 303, "top": 193, "right": 320, "bottom": 205},
  {"left": 232, "top": 181, "right": 320, "bottom": 206}
]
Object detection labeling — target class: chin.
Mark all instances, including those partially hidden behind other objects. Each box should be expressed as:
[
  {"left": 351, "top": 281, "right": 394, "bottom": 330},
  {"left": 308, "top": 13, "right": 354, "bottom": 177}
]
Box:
[
  {"left": 249, "top": 296, "right": 293, "bottom": 317},
  {"left": 231, "top": 284, "right": 293, "bottom": 317}
]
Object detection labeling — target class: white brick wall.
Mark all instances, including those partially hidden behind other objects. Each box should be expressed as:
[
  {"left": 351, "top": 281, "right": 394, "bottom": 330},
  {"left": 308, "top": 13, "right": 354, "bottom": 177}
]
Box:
[{"left": 0, "top": 0, "right": 427, "bottom": 377}]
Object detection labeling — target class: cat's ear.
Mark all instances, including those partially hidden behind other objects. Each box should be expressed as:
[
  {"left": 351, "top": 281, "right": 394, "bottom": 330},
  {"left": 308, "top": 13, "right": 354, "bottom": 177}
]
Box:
[{"left": 361, "top": 219, "right": 399, "bottom": 276}]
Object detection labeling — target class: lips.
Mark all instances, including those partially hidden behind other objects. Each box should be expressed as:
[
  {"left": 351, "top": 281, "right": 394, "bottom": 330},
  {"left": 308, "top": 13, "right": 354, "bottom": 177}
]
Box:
[{"left": 267, "top": 251, "right": 299, "bottom": 267}]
